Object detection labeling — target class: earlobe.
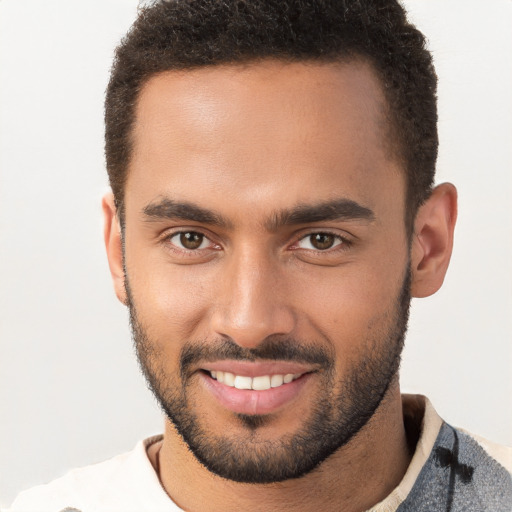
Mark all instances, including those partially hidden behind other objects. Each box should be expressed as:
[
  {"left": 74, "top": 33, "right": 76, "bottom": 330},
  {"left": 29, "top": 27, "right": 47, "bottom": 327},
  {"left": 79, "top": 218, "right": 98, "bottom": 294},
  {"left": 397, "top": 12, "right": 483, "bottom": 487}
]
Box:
[
  {"left": 102, "top": 193, "right": 127, "bottom": 305},
  {"left": 410, "top": 183, "right": 458, "bottom": 298}
]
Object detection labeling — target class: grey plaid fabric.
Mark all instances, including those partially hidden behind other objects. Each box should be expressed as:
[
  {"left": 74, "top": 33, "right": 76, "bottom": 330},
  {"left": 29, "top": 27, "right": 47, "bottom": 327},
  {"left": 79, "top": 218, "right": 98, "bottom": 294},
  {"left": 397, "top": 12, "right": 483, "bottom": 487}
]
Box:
[{"left": 397, "top": 423, "right": 512, "bottom": 512}]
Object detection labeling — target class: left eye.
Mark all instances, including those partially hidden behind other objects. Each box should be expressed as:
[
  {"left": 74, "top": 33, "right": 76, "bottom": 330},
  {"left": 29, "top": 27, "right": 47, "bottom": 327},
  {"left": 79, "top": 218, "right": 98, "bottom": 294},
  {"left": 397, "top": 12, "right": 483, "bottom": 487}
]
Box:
[
  {"left": 169, "top": 231, "right": 211, "bottom": 250},
  {"left": 297, "top": 233, "right": 343, "bottom": 251}
]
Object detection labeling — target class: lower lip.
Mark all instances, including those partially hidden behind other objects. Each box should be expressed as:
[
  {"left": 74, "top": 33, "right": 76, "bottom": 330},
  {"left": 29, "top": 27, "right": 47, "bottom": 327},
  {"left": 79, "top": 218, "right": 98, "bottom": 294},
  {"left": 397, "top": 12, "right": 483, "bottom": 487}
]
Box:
[{"left": 200, "top": 372, "right": 313, "bottom": 416}]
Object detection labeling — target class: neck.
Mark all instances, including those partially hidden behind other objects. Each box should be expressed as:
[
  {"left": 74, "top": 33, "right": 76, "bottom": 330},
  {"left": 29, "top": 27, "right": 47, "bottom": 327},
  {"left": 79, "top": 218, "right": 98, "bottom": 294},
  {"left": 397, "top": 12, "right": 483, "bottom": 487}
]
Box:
[{"left": 152, "top": 383, "right": 411, "bottom": 512}]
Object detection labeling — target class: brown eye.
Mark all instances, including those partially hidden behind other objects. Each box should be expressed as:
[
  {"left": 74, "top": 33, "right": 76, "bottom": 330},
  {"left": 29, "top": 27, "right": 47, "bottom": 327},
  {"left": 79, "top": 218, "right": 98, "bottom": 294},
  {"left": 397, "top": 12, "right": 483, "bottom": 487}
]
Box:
[
  {"left": 170, "top": 231, "right": 208, "bottom": 250},
  {"left": 180, "top": 232, "right": 204, "bottom": 249},
  {"left": 297, "top": 233, "right": 343, "bottom": 251},
  {"left": 310, "top": 233, "right": 335, "bottom": 250}
]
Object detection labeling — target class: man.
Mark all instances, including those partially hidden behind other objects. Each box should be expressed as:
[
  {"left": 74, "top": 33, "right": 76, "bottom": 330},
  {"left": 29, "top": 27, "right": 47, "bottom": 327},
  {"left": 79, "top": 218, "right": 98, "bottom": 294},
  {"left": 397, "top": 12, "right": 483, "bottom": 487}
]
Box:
[{"left": 7, "top": 0, "right": 511, "bottom": 510}]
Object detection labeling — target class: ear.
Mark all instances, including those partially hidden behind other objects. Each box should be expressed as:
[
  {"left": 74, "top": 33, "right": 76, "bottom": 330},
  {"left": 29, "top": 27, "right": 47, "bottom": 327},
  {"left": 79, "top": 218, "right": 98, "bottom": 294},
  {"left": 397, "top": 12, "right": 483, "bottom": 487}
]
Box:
[
  {"left": 102, "top": 193, "right": 127, "bottom": 305},
  {"left": 410, "top": 183, "right": 458, "bottom": 298}
]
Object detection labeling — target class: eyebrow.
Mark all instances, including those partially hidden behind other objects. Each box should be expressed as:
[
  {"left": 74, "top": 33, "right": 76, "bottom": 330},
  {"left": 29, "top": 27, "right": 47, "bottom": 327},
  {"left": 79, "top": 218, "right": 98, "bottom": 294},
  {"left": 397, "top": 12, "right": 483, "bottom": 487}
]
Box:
[
  {"left": 143, "top": 198, "right": 233, "bottom": 228},
  {"left": 142, "top": 197, "right": 374, "bottom": 230},
  {"left": 266, "top": 198, "right": 375, "bottom": 230}
]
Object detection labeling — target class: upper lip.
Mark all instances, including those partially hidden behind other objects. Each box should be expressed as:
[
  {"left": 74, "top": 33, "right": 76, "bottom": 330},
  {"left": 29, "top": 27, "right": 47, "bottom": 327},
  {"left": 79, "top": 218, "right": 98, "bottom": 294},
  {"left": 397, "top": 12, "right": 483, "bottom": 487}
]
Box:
[{"left": 199, "top": 360, "right": 316, "bottom": 377}]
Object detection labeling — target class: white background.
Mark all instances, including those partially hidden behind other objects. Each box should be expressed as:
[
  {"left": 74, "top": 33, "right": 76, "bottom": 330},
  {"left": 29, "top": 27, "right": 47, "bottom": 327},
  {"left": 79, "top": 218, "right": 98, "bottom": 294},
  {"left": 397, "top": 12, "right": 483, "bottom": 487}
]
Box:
[{"left": 1, "top": 0, "right": 511, "bottom": 507}]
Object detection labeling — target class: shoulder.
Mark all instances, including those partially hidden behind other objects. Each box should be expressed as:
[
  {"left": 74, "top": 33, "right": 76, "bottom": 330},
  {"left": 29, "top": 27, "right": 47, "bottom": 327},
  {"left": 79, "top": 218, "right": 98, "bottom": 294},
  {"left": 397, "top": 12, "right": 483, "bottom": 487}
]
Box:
[
  {"left": 418, "top": 423, "right": 512, "bottom": 511},
  {"left": 402, "top": 394, "right": 512, "bottom": 476},
  {"left": 398, "top": 399, "right": 512, "bottom": 511},
  {"left": 6, "top": 436, "right": 170, "bottom": 512},
  {"left": 457, "top": 427, "right": 512, "bottom": 475},
  {"left": 374, "top": 395, "right": 512, "bottom": 512},
  {"left": 7, "top": 448, "right": 137, "bottom": 512}
]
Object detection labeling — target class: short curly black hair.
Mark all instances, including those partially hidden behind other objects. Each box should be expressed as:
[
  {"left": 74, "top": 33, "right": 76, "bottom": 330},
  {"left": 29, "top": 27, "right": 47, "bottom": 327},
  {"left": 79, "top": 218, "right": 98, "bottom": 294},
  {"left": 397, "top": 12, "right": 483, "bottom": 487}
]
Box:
[{"left": 105, "top": 0, "right": 438, "bottom": 231}]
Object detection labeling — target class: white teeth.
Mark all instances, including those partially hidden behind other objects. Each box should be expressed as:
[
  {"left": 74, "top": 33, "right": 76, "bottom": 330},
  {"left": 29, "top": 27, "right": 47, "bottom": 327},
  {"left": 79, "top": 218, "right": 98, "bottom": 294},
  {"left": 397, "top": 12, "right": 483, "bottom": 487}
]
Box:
[
  {"left": 234, "top": 375, "right": 252, "bottom": 390},
  {"left": 252, "top": 375, "right": 271, "bottom": 391},
  {"left": 223, "top": 372, "right": 235, "bottom": 386},
  {"left": 270, "top": 374, "right": 284, "bottom": 388},
  {"left": 209, "top": 371, "right": 303, "bottom": 390}
]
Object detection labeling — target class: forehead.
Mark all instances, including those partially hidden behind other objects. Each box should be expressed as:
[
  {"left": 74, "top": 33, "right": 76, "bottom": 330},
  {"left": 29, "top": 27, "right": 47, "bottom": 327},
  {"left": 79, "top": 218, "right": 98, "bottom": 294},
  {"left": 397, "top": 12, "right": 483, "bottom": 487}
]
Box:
[{"left": 127, "top": 59, "right": 403, "bottom": 221}]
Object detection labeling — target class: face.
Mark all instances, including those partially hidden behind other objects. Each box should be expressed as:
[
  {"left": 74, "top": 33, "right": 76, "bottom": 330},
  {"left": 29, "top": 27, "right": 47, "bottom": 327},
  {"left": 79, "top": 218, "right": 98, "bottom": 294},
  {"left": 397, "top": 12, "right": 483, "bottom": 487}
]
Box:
[{"left": 122, "top": 60, "right": 411, "bottom": 483}]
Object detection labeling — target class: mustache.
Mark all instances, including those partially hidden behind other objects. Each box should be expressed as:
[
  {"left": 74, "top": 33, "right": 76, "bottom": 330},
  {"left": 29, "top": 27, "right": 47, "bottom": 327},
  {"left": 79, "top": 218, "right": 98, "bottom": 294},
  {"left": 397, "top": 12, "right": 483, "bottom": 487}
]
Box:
[{"left": 180, "top": 336, "right": 333, "bottom": 378}]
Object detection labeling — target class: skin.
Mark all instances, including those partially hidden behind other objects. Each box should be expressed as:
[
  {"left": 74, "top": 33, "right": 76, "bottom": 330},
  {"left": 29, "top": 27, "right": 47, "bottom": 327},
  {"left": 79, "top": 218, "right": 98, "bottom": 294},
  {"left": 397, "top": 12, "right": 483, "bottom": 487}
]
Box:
[{"left": 103, "top": 60, "right": 457, "bottom": 511}]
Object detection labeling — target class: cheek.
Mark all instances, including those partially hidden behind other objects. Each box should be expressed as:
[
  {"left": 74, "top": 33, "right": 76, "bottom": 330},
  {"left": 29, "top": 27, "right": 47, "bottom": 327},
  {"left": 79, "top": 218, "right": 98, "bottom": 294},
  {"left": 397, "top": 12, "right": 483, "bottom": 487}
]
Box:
[
  {"left": 292, "top": 260, "right": 407, "bottom": 352},
  {"left": 126, "top": 252, "right": 214, "bottom": 344}
]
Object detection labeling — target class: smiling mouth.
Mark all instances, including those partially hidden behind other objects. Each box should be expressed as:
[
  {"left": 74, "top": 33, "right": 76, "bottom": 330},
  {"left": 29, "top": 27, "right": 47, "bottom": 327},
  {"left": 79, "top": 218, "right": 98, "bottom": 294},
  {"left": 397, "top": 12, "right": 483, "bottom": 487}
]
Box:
[
  {"left": 206, "top": 370, "right": 305, "bottom": 390},
  {"left": 199, "top": 365, "right": 315, "bottom": 415}
]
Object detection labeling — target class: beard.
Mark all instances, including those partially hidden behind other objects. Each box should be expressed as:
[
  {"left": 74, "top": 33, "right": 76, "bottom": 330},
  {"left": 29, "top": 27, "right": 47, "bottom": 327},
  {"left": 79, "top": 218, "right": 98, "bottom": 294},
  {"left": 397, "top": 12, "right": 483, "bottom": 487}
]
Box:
[{"left": 126, "top": 268, "right": 411, "bottom": 484}]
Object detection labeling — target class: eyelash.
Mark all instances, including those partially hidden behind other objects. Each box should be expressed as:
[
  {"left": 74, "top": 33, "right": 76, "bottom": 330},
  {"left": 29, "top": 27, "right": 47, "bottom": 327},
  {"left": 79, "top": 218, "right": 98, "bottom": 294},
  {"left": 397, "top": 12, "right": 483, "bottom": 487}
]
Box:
[
  {"left": 161, "top": 229, "right": 352, "bottom": 255},
  {"left": 162, "top": 230, "right": 220, "bottom": 256},
  {"left": 293, "top": 231, "right": 352, "bottom": 253}
]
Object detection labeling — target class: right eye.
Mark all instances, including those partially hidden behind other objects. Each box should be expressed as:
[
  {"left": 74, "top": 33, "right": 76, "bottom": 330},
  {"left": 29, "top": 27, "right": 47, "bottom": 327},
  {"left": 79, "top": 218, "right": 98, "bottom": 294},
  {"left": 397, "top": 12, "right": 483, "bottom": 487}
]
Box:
[{"left": 168, "top": 231, "right": 212, "bottom": 251}]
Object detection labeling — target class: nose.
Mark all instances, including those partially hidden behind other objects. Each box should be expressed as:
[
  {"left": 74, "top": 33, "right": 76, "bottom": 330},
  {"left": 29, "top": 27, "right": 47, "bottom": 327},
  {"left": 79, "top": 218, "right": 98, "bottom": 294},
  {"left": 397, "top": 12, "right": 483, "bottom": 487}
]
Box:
[{"left": 210, "top": 246, "right": 295, "bottom": 349}]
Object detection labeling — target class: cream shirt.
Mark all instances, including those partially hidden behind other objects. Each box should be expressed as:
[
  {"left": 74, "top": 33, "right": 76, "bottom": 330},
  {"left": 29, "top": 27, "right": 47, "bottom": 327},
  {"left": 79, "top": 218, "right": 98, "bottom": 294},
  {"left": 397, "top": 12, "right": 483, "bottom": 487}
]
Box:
[{"left": 7, "top": 395, "right": 512, "bottom": 512}]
